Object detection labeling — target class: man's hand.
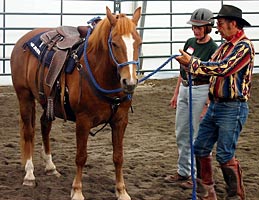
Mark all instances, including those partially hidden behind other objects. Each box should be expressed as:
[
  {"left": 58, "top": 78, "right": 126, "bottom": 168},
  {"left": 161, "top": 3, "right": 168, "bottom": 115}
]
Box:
[{"left": 176, "top": 49, "right": 192, "bottom": 71}]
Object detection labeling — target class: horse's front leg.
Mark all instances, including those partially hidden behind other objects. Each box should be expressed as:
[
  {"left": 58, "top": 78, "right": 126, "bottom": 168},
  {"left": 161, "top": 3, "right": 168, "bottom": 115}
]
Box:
[
  {"left": 40, "top": 111, "right": 60, "bottom": 177},
  {"left": 111, "top": 118, "right": 131, "bottom": 200},
  {"left": 71, "top": 115, "right": 89, "bottom": 200}
]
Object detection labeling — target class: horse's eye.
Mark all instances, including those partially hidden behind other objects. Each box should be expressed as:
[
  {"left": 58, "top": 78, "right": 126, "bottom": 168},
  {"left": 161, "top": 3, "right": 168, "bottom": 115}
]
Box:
[{"left": 112, "top": 42, "right": 118, "bottom": 48}]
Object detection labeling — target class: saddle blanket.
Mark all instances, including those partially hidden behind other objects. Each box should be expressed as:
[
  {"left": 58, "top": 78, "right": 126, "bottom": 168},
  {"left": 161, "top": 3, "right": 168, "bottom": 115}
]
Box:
[{"left": 25, "top": 32, "right": 84, "bottom": 74}]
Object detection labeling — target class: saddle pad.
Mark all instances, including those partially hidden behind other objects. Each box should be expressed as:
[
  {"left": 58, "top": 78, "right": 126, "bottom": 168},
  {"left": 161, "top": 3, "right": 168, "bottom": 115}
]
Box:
[{"left": 25, "top": 32, "right": 84, "bottom": 74}]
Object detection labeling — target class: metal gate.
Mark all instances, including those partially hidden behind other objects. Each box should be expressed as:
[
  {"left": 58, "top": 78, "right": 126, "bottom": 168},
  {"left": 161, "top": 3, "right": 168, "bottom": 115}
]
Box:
[{"left": 1, "top": 0, "right": 259, "bottom": 84}]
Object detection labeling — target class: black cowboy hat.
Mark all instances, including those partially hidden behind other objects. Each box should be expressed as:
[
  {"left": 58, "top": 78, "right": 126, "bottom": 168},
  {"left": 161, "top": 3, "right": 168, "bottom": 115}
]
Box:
[{"left": 212, "top": 5, "right": 251, "bottom": 27}]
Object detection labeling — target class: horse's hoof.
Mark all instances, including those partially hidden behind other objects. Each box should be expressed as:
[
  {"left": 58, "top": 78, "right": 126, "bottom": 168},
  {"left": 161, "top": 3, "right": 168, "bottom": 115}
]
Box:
[
  {"left": 71, "top": 193, "right": 85, "bottom": 200},
  {"left": 117, "top": 193, "right": 131, "bottom": 200},
  {"left": 116, "top": 191, "right": 131, "bottom": 200},
  {"left": 46, "top": 169, "right": 61, "bottom": 177},
  {"left": 23, "top": 179, "right": 36, "bottom": 187},
  {"left": 71, "top": 189, "right": 84, "bottom": 200}
]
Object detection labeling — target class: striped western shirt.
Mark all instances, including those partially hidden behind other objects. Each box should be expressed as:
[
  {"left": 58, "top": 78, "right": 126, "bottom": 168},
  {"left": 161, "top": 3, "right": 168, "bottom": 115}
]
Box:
[{"left": 189, "top": 30, "right": 255, "bottom": 101}]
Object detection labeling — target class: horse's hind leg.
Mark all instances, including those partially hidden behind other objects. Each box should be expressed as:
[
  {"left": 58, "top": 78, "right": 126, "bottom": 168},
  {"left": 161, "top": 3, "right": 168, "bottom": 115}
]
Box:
[
  {"left": 40, "top": 110, "right": 61, "bottom": 177},
  {"left": 17, "top": 89, "right": 37, "bottom": 187}
]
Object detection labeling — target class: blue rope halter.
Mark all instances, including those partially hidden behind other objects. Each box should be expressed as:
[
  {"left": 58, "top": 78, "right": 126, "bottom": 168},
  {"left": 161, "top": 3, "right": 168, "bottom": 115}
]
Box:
[
  {"left": 83, "top": 26, "right": 181, "bottom": 94},
  {"left": 108, "top": 31, "right": 140, "bottom": 69},
  {"left": 83, "top": 27, "right": 123, "bottom": 94}
]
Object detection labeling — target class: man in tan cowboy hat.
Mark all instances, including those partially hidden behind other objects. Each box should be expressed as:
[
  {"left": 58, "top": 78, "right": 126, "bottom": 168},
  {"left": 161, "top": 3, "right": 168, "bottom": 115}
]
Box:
[{"left": 175, "top": 4, "right": 255, "bottom": 200}]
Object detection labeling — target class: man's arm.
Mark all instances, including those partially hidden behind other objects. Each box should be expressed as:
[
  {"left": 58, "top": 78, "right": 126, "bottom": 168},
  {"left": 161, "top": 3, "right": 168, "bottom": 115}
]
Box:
[{"left": 176, "top": 41, "right": 254, "bottom": 77}]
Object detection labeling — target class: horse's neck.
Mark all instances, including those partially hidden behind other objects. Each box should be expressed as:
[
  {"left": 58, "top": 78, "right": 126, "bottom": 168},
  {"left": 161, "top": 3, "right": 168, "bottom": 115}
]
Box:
[{"left": 88, "top": 50, "right": 120, "bottom": 88}]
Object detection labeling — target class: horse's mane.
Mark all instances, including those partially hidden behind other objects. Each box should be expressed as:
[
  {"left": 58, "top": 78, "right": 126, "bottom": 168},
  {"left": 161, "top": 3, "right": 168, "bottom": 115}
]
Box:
[{"left": 88, "top": 13, "right": 135, "bottom": 52}]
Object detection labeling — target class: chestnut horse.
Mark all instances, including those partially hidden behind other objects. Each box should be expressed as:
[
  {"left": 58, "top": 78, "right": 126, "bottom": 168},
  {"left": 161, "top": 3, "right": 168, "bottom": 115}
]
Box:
[{"left": 10, "top": 6, "right": 142, "bottom": 200}]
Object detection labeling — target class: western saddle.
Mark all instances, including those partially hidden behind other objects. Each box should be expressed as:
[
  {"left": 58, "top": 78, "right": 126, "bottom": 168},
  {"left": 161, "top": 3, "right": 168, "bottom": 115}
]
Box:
[{"left": 37, "top": 24, "right": 95, "bottom": 121}]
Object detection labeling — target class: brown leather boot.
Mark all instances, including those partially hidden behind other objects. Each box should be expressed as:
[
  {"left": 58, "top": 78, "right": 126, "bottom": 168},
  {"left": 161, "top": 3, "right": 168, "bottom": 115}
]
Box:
[
  {"left": 220, "top": 157, "right": 246, "bottom": 200},
  {"left": 196, "top": 155, "right": 217, "bottom": 200}
]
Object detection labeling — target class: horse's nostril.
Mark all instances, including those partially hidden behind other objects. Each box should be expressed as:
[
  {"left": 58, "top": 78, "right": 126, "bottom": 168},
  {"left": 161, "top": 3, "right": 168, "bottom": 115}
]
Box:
[{"left": 122, "top": 79, "right": 127, "bottom": 85}]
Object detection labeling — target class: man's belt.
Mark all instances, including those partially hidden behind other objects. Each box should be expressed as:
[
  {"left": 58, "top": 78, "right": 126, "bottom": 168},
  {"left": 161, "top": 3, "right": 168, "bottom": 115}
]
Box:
[
  {"left": 209, "top": 94, "right": 246, "bottom": 103},
  {"left": 182, "top": 79, "right": 209, "bottom": 87}
]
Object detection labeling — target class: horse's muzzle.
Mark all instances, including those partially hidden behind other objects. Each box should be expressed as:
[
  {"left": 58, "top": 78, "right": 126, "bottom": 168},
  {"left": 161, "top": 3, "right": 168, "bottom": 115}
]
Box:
[{"left": 121, "top": 78, "right": 138, "bottom": 94}]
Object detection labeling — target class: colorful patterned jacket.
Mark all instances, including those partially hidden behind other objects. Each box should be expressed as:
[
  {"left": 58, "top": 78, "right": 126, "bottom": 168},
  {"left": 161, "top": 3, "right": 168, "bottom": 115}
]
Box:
[{"left": 189, "top": 30, "right": 255, "bottom": 101}]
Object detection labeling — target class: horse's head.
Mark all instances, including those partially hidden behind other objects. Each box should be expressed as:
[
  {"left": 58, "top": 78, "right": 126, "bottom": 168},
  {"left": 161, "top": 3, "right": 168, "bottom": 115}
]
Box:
[{"left": 106, "top": 6, "right": 142, "bottom": 94}]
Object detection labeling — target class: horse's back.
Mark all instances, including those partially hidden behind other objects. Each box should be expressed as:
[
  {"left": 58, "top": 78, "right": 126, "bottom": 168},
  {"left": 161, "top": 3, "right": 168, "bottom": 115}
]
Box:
[
  {"left": 11, "top": 28, "right": 53, "bottom": 93},
  {"left": 11, "top": 28, "right": 53, "bottom": 60}
]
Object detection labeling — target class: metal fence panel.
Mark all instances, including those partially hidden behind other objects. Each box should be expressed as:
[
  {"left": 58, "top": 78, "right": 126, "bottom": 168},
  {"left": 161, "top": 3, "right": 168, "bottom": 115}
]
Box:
[{"left": 1, "top": 0, "right": 258, "bottom": 84}]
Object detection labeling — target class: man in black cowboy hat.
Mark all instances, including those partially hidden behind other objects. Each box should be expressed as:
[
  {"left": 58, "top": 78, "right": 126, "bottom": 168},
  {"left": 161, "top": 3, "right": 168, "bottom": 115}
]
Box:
[{"left": 175, "top": 5, "right": 255, "bottom": 200}]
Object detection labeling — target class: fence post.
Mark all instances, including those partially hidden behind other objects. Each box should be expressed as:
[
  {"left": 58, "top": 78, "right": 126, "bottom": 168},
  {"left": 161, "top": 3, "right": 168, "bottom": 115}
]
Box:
[{"left": 114, "top": 0, "right": 121, "bottom": 13}]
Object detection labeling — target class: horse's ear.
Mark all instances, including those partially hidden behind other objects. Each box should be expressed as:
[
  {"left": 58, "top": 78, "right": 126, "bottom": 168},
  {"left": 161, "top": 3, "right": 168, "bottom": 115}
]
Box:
[
  {"left": 132, "top": 7, "right": 141, "bottom": 26},
  {"left": 106, "top": 6, "right": 117, "bottom": 26}
]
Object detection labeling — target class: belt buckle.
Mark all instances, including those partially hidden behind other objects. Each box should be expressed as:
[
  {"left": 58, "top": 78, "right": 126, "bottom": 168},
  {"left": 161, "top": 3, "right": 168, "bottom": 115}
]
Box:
[{"left": 182, "top": 80, "right": 189, "bottom": 87}]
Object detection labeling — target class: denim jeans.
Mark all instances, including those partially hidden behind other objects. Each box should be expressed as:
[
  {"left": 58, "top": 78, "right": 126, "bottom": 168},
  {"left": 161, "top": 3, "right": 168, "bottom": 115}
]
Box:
[
  {"left": 194, "top": 100, "right": 249, "bottom": 164},
  {"left": 175, "top": 83, "right": 209, "bottom": 177}
]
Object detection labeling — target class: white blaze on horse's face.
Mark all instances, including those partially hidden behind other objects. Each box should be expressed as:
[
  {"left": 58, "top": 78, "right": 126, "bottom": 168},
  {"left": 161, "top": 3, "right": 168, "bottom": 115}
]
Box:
[{"left": 122, "top": 34, "right": 136, "bottom": 85}]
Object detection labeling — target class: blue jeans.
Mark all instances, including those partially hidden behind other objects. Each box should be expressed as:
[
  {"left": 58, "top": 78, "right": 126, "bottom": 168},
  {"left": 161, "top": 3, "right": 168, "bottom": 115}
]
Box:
[
  {"left": 175, "top": 83, "right": 209, "bottom": 177},
  {"left": 194, "top": 101, "right": 249, "bottom": 164}
]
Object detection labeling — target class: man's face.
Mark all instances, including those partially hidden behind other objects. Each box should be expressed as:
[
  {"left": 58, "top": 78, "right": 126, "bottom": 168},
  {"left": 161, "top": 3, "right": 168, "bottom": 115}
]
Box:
[{"left": 216, "top": 18, "right": 236, "bottom": 40}]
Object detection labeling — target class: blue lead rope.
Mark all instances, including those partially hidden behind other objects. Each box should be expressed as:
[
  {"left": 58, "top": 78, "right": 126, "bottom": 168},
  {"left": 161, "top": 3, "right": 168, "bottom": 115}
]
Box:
[
  {"left": 138, "top": 54, "right": 179, "bottom": 83},
  {"left": 84, "top": 31, "right": 197, "bottom": 197},
  {"left": 188, "top": 72, "right": 197, "bottom": 200}
]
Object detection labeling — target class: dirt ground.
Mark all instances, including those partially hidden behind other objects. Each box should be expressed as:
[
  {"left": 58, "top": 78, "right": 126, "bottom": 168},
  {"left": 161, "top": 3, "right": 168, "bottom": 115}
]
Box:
[{"left": 0, "top": 74, "right": 259, "bottom": 200}]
